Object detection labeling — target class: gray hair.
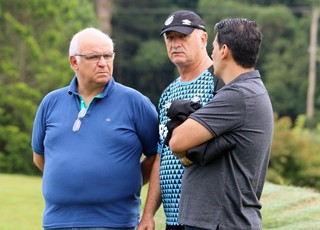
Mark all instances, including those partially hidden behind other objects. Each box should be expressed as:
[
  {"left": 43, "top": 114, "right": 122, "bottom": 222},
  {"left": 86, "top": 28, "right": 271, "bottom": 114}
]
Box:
[{"left": 69, "top": 27, "right": 114, "bottom": 58}]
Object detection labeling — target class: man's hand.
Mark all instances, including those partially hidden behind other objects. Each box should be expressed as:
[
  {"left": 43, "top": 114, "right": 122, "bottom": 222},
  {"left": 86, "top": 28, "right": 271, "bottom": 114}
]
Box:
[
  {"left": 180, "top": 156, "right": 194, "bottom": 167},
  {"left": 172, "top": 151, "right": 186, "bottom": 158},
  {"left": 137, "top": 216, "right": 155, "bottom": 230}
]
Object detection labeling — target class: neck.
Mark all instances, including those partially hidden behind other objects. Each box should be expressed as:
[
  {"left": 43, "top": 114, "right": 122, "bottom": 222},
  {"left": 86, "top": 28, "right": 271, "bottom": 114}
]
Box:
[
  {"left": 77, "top": 83, "right": 105, "bottom": 105},
  {"left": 178, "top": 55, "right": 213, "bottom": 82},
  {"left": 221, "top": 64, "right": 254, "bottom": 84}
]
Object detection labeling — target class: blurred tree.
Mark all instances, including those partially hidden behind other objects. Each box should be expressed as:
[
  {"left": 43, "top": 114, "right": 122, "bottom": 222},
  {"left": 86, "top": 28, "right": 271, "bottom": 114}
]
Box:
[
  {"left": 268, "top": 114, "right": 320, "bottom": 190},
  {"left": 199, "top": 0, "right": 312, "bottom": 120},
  {"left": 1, "top": 0, "right": 320, "bottom": 189},
  {"left": 111, "top": 0, "right": 199, "bottom": 105},
  {"left": 198, "top": 0, "right": 320, "bottom": 190},
  {"left": 258, "top": 6, "right": 310, "bottom": 119},
  {"left": 94, "top": 0, "right": 113, "bottom": 34},
  {"left": 0, "top": 0, "right": 97, "bottom": 174}
]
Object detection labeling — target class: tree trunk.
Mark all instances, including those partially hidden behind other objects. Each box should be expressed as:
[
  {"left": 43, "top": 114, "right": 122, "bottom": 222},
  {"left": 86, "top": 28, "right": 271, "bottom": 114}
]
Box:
[
  {"left": 306, "top": 8, "right": 319, "bottom": 119},
  {"left": 95, "top": 0, "right": 113, "bottom": 35}
]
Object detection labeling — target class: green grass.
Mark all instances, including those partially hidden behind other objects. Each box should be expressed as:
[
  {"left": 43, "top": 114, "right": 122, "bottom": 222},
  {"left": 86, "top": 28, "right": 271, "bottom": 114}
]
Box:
[
  {"left": 1, "top": 174, "right": 320, "bottom": 230},
  {"left": 1, "top": 174, "right": 43, "bottom": 230},
  {"left": 261, "top": 182, "right": 320, "bottom": 229}
]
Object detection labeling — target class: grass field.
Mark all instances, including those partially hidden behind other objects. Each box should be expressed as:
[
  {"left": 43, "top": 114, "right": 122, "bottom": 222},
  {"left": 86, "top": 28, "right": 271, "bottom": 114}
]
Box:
[{"left": 1, "top": 173, "right": 320, "bottom": 230}]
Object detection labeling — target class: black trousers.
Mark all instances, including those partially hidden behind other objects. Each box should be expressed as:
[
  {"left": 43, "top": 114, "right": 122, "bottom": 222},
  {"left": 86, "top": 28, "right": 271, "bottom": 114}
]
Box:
[{"left": 165, "top": 224, "right": 184, "bottom": 230}]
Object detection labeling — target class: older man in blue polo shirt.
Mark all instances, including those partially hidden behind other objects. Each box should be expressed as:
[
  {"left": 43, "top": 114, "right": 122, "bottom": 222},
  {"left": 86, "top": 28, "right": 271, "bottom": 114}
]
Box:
[{"left": 32, "top": 27, "right": 159, "bottom": 230}]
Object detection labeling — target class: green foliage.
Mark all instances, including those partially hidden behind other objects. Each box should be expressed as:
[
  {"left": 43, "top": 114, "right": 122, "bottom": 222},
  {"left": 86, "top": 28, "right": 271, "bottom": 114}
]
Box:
[
  {"left": 0, "top": 0, "right": 98, "bottom": 175},
  {"left": 0, "top": 126, "right": 35, "bottom": 174},
  {"left": 0, "top": 81, "right": 40, "bottom": 174},
  {"left": 1, "top": 0, "right": 320, "bottom": 194},
  {"left": 199, "top": 1, "right": 310, "bottom": 120},
  {"left": 0, "top": 0, "right": 98, "bottom": 92},
  {"left": 132, "top": 40, "right": 174, "bottom": 104},
  {"left": 199, "top": 5, "right": 320, "bottom": 193},
  {"left": 112, "top": 0, "right": 188, "bottom": 105},
  {"left": 258, "top": 6, "right": 310, "bottom": 119},
  {"left": 268, "top": 114, "right": 320, "bottom": 190}
]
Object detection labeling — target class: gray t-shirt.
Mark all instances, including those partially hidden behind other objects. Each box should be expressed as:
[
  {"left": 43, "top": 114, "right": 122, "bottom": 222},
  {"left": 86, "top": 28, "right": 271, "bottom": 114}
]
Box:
[{"left": 179, "top": 70, "right": 274, "bottom": 230}]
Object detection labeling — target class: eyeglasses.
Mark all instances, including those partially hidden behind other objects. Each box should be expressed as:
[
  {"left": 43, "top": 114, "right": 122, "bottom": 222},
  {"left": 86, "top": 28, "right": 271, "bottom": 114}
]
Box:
[
  {"left": 72, "top": 108, "right": 87, "bottom": 132},
  {"left": 75, "top": 52, "right": 115, "bottom": 63}
]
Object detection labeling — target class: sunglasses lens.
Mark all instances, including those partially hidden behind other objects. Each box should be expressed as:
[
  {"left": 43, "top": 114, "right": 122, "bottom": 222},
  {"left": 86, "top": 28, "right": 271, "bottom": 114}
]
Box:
[
  {"left": 72, "top": 108, "right": 87, "bottom": 132},
  {"left": 78, "top": 108, "right": 87, "bottom": 118},
  {"left": 72, "top": 119, "right": 81, "bottom": 132}
]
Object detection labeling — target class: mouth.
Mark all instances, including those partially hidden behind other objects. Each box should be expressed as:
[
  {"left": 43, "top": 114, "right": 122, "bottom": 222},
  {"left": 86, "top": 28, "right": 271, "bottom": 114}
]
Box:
[
  {"left": 96, "top": 72, "right": 110, "bottom": 78},
  {"left": 171, "top": 51, "right": 184, "bottom": 56},
  {"left": 171, "top": 49, "right": 184, "bottom": 55},
  {"left": 97, "top": 71, "right": 109, "bottom": 74}
]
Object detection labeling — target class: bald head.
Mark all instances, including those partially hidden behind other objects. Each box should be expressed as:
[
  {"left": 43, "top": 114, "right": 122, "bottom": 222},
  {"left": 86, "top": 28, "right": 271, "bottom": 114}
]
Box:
[{"left": 69, "top": 27, "right": 114, "bottom": 57}]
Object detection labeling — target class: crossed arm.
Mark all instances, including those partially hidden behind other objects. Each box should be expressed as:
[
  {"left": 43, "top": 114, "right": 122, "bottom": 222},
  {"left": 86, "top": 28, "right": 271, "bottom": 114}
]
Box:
[{"left": 169, "top": 118, "right": 214, "bottom": 156}]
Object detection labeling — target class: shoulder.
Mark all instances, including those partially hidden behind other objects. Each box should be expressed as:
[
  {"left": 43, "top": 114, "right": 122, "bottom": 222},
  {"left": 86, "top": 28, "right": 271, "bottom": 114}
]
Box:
[
  {"left": 161, "top": 78, "right": 180, "bottom": 95},
  {"left": 229, "top": 71, "right": 267, "bottom": 99},
  {"left": 114, "top": 82, "right": 154, "bottom": 105},
  {"left": 35, "top": 86, "right": 69, "bottom": 116},
  {"left": 158, "top": 78, "right": 180, "bottom": 105},
  {"left": 197, "top": 69, "right": 215, "bottom": 82},
  {"left": 41, "top": 86, "right": 69, "bottom": 104},
  {"left": 218, "top": 83, "right": 245, "bottom": 101},
  {"left": 115, "top": 82, "right": 144, "bottom": 97}
]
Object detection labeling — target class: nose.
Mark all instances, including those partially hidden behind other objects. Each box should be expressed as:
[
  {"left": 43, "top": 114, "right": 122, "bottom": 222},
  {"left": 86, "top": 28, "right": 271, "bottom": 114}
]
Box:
[
  {"left": 171, "top": 37, "right": 182, "bottom": 48},
  {"left": 97, "top": 56, "right": 108, "bottom": 65}
]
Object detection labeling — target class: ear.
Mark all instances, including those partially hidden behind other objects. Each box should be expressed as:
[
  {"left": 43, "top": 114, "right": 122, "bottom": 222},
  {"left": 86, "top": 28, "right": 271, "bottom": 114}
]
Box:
[
  {"left": 201, "top": 32, "right": 208, "bottom": 48},
  {"left": 220, "top": 44, "right": 229, "bottom": 59},
  {"left": 69, "top": 56, "right": 78, "bottom": 71}
]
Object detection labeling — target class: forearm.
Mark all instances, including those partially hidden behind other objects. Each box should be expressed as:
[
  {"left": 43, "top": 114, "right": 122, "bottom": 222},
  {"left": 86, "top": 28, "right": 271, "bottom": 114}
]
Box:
[
  {"left": 141, "top": 155, "right": 156, "bottom": 185},
  {"left": 170, "top": 118, "right": 214, "bottom": 153},
  {"left": 143, "top": 154, "right": 161, "bottom": 217},
  {"left": 33, "top": 152, "right": 44, "bottom": 172},
  {"left": 139, "top": 154, "right": 162, "bottom": 229},
  {"left": 143, "top": 154, "right": 162, "bottom": 212},
  {"left": 185, "top": 135, "right": 236, "bottom": 166}
]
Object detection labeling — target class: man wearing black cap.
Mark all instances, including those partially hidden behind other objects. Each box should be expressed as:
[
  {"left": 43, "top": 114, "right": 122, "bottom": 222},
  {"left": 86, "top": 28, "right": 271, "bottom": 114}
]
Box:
[
  {"left": 160, "top": 10, "right": 206, "bottom": 36},
  {"left": 138, "top": 10, "right": 224, "bottom": 230}
]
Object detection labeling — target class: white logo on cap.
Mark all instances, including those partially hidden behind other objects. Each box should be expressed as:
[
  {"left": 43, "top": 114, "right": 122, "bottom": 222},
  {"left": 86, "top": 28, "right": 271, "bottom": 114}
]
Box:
[
  {"left": 164, "top": 15, "right": 174, "bottom": 26},
  {"left": 182, "top": 19, "right": 192, "bottom": 25}
]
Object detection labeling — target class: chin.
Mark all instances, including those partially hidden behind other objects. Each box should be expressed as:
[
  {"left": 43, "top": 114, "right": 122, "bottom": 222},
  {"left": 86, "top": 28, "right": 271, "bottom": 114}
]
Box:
[{"left": 97, "top": 75, "right": 111, "bottom": 83}]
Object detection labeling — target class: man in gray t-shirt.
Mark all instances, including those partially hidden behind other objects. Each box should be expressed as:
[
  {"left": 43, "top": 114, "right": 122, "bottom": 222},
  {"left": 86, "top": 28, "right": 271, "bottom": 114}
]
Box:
[{"left": 169, "top": 18, "right": 274, "bottom": 230}]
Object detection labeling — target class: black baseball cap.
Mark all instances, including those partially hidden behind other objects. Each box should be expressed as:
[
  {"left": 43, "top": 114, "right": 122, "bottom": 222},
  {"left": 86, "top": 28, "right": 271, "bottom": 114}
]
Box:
[{"left": 160, "top": 10, "right": 206, "bottom": 36}]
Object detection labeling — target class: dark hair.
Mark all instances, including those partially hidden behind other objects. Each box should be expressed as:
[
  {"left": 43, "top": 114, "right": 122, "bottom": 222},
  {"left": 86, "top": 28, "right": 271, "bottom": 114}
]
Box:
[{"left": 214, "top": 18, "right": 262, "bottom": 68}]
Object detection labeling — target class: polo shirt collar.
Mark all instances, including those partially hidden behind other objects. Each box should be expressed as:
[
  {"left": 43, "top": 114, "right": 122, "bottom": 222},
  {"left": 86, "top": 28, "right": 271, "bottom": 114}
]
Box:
[{"left": 68, "top": 76, "right": 115, "bottom": 98}]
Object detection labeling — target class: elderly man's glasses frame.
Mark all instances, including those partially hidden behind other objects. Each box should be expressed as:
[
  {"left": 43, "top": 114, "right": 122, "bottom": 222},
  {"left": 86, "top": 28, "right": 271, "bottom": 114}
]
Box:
[{"left": 75, "top": 52, "right": 115, "bottom": 63}]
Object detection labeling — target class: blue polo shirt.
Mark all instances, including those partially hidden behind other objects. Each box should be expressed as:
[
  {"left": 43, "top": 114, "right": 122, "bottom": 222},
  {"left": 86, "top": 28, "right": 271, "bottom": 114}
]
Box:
[{"left": 32, "top": 76, "right": 158, "bottom": 229}]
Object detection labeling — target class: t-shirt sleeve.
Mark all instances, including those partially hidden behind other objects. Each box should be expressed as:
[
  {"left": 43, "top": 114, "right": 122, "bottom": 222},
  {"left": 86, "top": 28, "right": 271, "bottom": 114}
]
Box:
[
  {"left": 134, "top": 96, "right": 159, "bottom": 156},
  {"left": 189, "top": 85, "right": 246, "bottom": 137},
  {"left": 31, "top": 98, "right": 47, "bottom": 155}
]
